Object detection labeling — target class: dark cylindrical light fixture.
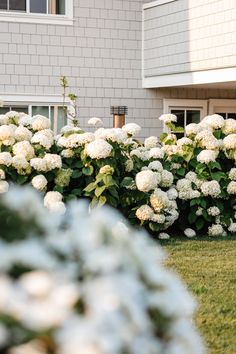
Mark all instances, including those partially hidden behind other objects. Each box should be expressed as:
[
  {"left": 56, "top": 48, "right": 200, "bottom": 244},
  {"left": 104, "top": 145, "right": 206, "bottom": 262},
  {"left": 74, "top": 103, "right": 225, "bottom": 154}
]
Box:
[{"left": 110, "top": 106, "right": 128, "bottom": 128}]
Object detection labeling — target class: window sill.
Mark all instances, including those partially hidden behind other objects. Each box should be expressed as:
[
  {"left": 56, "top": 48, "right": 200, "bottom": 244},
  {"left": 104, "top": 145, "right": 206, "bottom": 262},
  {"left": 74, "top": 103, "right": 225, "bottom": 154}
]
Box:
[{"left": 0, "top": 11, "right": 74, "bottom": 26}]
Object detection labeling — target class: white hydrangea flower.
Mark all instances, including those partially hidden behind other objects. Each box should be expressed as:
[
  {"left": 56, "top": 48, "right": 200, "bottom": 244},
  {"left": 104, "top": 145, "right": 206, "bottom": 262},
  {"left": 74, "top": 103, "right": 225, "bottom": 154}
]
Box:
[
  {"left": 125, "top": 159, "right": 133, "bottom": 172},
  {"left": 135, "top": 170, "right": 159, "bottom": 192},
  {"left": 12, "top": 155, "right": 30, "bottom": 170},
  {"left": 47, "top": 201, "right": 66, "bottom": 214},
  {"left": 122, "top": 123, "right": 141, "bottom": 136},
  {"left": 0, "top": 114, "right": 9, "bottom": 125},
  {"left": 0, "top": 125, "right": 15, "bottom": 146},
  {"left": 159, "top": 114, "right": 177, "bottom": 124},
  {"left": 30, "top": 158, "right": 48, "bottom": 172},
  {"left": 136, "top": 205, "right": 154, "bottom": 221},
  {"left": 158, "top": 232, "right": 170, "bottom": 239},
  {"left": 229, "top": 168, "right": 236, "bottom": 180},
  {"left": 227, "top": 181, "right": 236, "bottom": 194},
  {"left": 160, "top": 170, "right": 174, "bottom": 188},
  {"left": 98, "top": 128, "right": 127, "bottom": 143},
  {"left": 195, "top": 130, "right": 219, "bottom": 150},
  {"left": 61, "top": 149, "right": 74, "bottom": 158},
  {"left": 0, "top": 180, "right": 9, "bottom": 194},
  {"left": 167, "top": 188, "right": 178, "bottom": 200},
  {"left": 12, "top": 141, "right": 35, "bottom": 161},
  {"left": 0, "top": 152, "right": 12, "bottom": 166},
  {"left": 222, "top": 119, "right": 236, "bottom": 135},
  {"left": 32, "top": 175, "right": 48, "bottom": 192},
  {"left": 185, "top": 123, "right": 201, "bottom": 136},
  {"left": 148, "top": 160, "right": 163, "bottom": 172},
  {"left": 88, "top": 117, "right": 103, "bottom": 127},
  {"left": 85, "top": 139, "right": 113, "bottom": 159},
  {"left": 130, "top": 148, "right": 149, "bottom": 161},
  {"left": 14, "top": 126, "right": 32, "bottom": 142},
  {"left": 151, "top": 213, "right": 165, "bottom": 223},
  {"left": 196, "top": 207, "right": 203, "bottom": 216},
  {"left": 18, "top": 114, "right": 33, "bottom": 127},
  {"left": 197, "top": 150, "right": 218, "bottom": 164},
  {"left": 201, "top": 180, "right": 221, "bottom": 198},
  {"left": 223, "top": 134, "right": 236, "bottom": 150},
  {"left": 184, "top": 228, "right": 196, "bottom": 238},
  {"left": 228, "top": 222, "right": 236, "bottom": 233},
  {"left": 32, "top": 115, "right": 51, "bottom": 131},
  {"left": 5, "top": 110, "right": 20, "bottom": 119},
  {"left": 201, "top": 114, "right": 225, "bottom": 130},
  {"left": 176, "top": 137, "right": 193, "bottom": 146},
  {"left": 144, "top": 136, "right": 158, "bottom": 149},
  {"left": 0, "top": 169, "right": 5, "bottom": 180},
  {"left": 44, "top": 154, "right": 62, "bottom": 170},
  {"left": 207, "top": 206, "right": 220, "bottom": 216},
  {"left": 31, "top": 133, "right": 53, "bottom": 150},
  {"left": 44, "top": 191, "right": 64, "bottom": 212},
  {"left": 150, "top": 188, "right": 170, "bottom": 212},
  {"left": 149, "top": 147, "right": 164, "bottom": 159},
  {"left": 208, "top": 224, "right": 224, "bottom": 237}
]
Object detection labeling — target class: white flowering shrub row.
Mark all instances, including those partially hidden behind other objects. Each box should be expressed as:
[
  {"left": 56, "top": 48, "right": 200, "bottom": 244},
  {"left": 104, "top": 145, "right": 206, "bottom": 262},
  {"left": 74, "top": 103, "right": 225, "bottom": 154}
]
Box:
[
  {"left": 0, "top": 186, "right": 205, "bottom": 354},
  {"left": 160, "top": 113, "right": 236, "bottom": 237},
  {"left": 0, "top": 111, "right": 178, "bottom": 236}
]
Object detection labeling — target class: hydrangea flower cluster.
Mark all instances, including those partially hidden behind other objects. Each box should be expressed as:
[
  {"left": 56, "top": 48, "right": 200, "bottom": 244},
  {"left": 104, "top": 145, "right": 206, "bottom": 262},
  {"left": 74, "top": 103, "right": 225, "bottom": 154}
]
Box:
[
  {"left": 0, "top": 185, "right": 205, "bottom": 354},
  {"left": 160, "top": 113, "right": 236, "bottom": 236}
]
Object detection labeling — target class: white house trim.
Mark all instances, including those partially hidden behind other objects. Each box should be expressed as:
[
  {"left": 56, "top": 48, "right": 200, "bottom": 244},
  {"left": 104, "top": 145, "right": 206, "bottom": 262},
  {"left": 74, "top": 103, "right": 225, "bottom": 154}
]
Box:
[
  {"left": 0, "top": 1, "right": 73, "bottom": 26},
  {"left": 163, "top": 99, "right": 208, "bottom": 117},
  {"left": 143, "top": 67, "right": 236, "bottom": 88},
  {"left": 143, "top": 0, "right": 176, "bottom": 10},
  {"left": 0, "top": 93, "right": 70, "bottom": 105},
  {"left": 209, "top": 99, "right": 236, "bottom": 115}
]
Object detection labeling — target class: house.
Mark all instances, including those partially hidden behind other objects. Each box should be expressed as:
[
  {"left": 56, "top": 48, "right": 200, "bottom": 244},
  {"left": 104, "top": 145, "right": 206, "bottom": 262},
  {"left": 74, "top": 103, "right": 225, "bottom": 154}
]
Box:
[{"left": 0, "top": 0, "right": 235, "bottom": 138}]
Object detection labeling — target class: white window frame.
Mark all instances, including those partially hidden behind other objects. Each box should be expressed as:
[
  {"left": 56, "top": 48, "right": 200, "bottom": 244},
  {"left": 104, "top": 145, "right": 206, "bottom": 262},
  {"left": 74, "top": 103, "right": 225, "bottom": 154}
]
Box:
[
  {"left": 0, "top": 93, "right": 70, "bottom": 133},
  {"left": 209, "top": 99, "right": 236, "bottom": 116},
  {"left": 163, "top": 99, "right": 208, "bottom": 134},
  {"left": 0, "top": 0, "right": 73, "bottom": 25}
]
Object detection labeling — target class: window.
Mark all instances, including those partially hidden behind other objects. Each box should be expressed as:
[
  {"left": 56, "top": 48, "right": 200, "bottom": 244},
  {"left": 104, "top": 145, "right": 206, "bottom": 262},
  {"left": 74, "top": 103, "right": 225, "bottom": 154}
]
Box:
[
  {"left": 0, "top": 0, "right": 72, "bottom": 25},
  {"left": 163, "top": 99, "right": 208, "bottom": 136},
  {"left": 0, "top": 94, "right": 70, "bottom": 133},
  {"left": 209, "top": 99, "right": 236, "bottom": 120},
  {"left": 0, "top": 0, "right": 65, "bottom": 14}
]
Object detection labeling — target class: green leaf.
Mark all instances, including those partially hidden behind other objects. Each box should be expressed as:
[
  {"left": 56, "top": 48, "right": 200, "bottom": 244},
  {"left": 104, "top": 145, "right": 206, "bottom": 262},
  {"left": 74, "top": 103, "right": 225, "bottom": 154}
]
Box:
[
  {"left": 16, "top": 175, "right": 28, "bottom": 185},
  {"left": 54, "top": 186, "right": 63, "bottom": 193},
  {"left": 103, "top": 175, "right": 112, "bottom": 186},
  {"left": 210, "top": 171, "right": 226, "bottom": 182},
  {"left": 84, "top": 182, "right": 96, "bottom": 193},
  {"left": 200, "top": 199, "right": 207, "bottom": 209},
  {"left": 72, "top": 170, "right": 82, "bottom": 178},
  {"left": 209, "top": 161, "right": 221, "bottom": 170},
  {"left": 176, "top": 167, "right": 186, "bottom": 176},
  {"left": 95, "top": 186, "right": 106, "bottom": 198},
  {"left": 120, "top": 177, "right": 134, "bottom": 188},
  {"left": 196, "top": 218, "right": 205, "bottom": 231},
  {"left": 188, "top": 212, "right": 198, "bottom": 224},
  {"left": 71, "top": 188, "right": 82, "bottom": 196},
  {"left": 159, "top": 133, "right": 168, "bottom": 143},
  {"left": 98, "top": 195, "right": 106, "bottom": 206},
  {"left": 82, "top": 166, "right": 94, "bottom": 176}
]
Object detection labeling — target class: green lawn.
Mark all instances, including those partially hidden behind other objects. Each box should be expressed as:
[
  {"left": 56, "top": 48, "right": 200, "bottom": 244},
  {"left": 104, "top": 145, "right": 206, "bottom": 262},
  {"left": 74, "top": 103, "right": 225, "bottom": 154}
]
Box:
[{"left": 162, "top": 237, "right": 236, "bottom": 354}]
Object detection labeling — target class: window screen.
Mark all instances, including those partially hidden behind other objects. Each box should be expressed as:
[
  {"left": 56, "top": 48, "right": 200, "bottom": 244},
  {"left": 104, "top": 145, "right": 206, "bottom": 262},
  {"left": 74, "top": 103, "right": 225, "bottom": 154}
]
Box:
[
  {"left": 0, "top": 0, "right": 7, "bottom": 10},
  {"left": 9, "top": 0, "right": 26, "bottom": 11},
  {"left": 30, "top": 0, "right": 47, "bottom": 13}
]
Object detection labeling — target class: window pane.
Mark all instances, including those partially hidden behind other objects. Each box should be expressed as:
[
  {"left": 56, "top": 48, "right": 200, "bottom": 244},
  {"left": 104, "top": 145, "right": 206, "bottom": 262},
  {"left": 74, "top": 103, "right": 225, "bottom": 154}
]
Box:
[
  {"left": 0, "top": 107, "right": 9, "bottom": 114},
  {"left": 0, "top": 0, "right": 7, "bottom": 10},
  {"left": 48, "top": 0, "right": 65, "bottom": 14},
  {"left": 186, "top": 110, "right": 200, "bottom": 124},
  {"left": 9, "top": 0, "right": 26, "bottom": 11},
  {"left": 171, "top": 110, "right": 185, "bottom": 128},
  {"left": 32, "top": 106, "right": 49, "bottom": 117},
  {"left": 30, "top": 0, "right": 47, "bottom": 13},
  {"left": 11, "top": 106, "right": 28, "bottom": 114},
  {"left": 226, "top": 113, "right": 236, "bottom": 119},
  {"left": 216, "top": 112, "right": 227, "bottom": 119},
  {"left": 51, "top": 106, "right": 67, "bottom": 133}
]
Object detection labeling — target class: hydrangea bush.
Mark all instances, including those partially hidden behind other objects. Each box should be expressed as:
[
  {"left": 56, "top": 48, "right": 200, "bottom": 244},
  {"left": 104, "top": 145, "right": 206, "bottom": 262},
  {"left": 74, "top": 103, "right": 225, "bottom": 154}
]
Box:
[
  {"left": 0, "top": 185, "right": 205, "bottom": 354},
  {"left": 0, "top": 111, "right": 178, "bottom": 236},
  {"left": 160, "top": 114, "right": 236, "bottom": 236}
]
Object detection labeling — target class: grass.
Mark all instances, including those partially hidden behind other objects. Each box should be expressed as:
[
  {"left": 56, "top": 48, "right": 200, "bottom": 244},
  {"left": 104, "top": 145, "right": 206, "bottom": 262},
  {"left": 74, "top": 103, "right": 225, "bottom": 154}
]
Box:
[{"left": 161, "top": 237, "right": 236, "bottom": 354}]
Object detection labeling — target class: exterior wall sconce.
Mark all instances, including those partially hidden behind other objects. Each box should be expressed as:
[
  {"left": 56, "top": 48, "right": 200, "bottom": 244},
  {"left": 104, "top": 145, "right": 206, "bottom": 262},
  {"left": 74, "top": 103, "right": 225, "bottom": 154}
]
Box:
[{"left": 110, "top": 106, "right": 128, "bottom": 128}]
